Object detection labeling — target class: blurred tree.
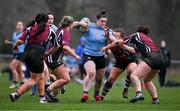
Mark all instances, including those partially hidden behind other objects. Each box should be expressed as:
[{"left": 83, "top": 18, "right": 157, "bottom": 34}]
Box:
[
  {"left": 157, "top": 0, "right": 176, "bottom": 39},
  {"left": 0, "top": 0, "right": 180, "bottom": 60},
  {"left": 106, "top": 0, "right": 126, "bottom": 28},
  {"left": 157, "top": 0, "right": 180, "bottom": 59},
  {"left": 0, "top": 0, "right": 48, "bottom": 54},
  {"left": 46, "top": 0, "right": 67, "bottom": 25}
]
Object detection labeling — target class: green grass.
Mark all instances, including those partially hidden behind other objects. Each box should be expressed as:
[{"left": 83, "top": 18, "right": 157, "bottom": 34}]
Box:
[{"left": 0, "top": 73, "right": 180, "bottom": 111}]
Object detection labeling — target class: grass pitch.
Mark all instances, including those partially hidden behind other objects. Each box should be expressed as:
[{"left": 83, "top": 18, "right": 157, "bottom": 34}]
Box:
[{"left": 0, "top": 73, "right": 180, "bottom": 111}]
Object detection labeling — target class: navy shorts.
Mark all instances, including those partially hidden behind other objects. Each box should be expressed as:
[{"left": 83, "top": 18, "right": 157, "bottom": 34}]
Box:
[
  {"left": 143, "top": 51, "right": 164, "bottom": 70},
  {"left": 23, "top": 44, "right": 45, "bottom": 73},
  {"left": 13, "top": 53, "right": 24, "bottom": 61},
  {"left": 82, "top": 53, "right": 107, "bottom": 70},
  {"left": 113, "top": 56, "right": 137, "bottom": 70},
  {"left": 46, "top": 54, "right": 63, "bottom": 70}
]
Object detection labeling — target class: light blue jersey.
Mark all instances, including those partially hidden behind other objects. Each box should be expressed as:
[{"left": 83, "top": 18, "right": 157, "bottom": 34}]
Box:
[
  {"left": 12, "top": 32, "right": 25, "bottom": 54},
  {"left": 83, "top": 23, "right": 112, "bottom": 56},
  {"left": 51, "top": 24, "right": 58, "bottom": 32}
]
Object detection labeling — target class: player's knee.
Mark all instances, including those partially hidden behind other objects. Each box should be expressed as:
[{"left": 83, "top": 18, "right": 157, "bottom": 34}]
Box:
[
  {"left": 65, "top": 78, "right": 71, "bottom": 84},
  {"left": 130, "top": 74, "right": 137, "bottom": 81},
  {"left": 88, "top": 71, "right": 95, "bottom": 80},
  {"left": 108, "top": 77, "right": 116, "bottom": 83},
  {"left": 9, "top": 65, "right": 15, "bottom": 71}
]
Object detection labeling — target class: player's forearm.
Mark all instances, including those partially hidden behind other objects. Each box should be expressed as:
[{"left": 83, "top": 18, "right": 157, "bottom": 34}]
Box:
[
  {"left": 105, "top": 41, "right": 119, "bottom": 49},
  {"left": 45, "top": 46, "right": 59, "bottom": 56},
  {"left": 4, "top": 40, "right": 13, "bottom": 45},
  {"left": 72, "top": 21, "right": 88, "bottom": 29},
  {"left": 122, "top": 44, "right": 136, "bottom": 54},
  {"left": 63, "top": 45, "right": 77, "bottom": 58},
  {"left": 13, "top": 39, "right": 24, "bottom": 49}
]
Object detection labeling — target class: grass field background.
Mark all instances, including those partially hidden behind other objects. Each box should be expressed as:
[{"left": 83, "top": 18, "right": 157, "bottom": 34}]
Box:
[{"left": 0, "top": 72, "right": 180, "bottom": 111}]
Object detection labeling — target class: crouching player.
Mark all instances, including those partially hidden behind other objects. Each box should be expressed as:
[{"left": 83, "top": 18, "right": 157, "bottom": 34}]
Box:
[{"left": 100, "top": 28, "right": 137, "bottom": 100}]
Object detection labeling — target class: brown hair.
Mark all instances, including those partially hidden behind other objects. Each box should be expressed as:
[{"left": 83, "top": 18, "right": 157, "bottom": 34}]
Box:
[
  {"left": 114, "top": 28, "right": 126, "bottom": 37},
  {"left": 59, "top": 16, "right": 74, "bottom": 28},
  {"left": 137, "top": 25, "right": 150, "bottom": 35},
  {"left": 96, "top": 10, "right": 108, "bottom": 20},
  {"left": 47, "top": 11, "right": 55, "bottom": 16}
]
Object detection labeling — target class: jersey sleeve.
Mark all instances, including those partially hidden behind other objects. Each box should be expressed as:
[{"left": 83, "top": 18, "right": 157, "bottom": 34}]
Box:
[
  {"left": 62, "top": 30, "right": 70, "bottom": 46},
  {"left": 125, "top": 34, "right": 139, "bottom": 53},
  {"left": 19, "top": 31, "right": 27, "bottom": 41}
]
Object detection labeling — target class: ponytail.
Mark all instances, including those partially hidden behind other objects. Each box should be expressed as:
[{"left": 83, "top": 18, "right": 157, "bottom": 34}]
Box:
[
  {"left": 25, "top": 20, "right": 36, "bottom": 29},
  {"left": 25, "top": 13, "right": 48, "bottom": 38}
]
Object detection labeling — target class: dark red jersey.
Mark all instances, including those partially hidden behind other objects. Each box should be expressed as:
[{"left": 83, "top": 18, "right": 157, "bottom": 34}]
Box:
[
  {"left": 56, "top": 28, "right": 70, "bottom": 46},
  {"left": 47, "top": 28, "right": 71, "bottom": 64},
  {"left": 111, "top": 45, "right": 135, "bottom": 63},
  {"left": 126, "top": 32, "right": 159, "bottom": 56},
  {"left": 19, "top": 25, "right": 58, "bottom": 49}
]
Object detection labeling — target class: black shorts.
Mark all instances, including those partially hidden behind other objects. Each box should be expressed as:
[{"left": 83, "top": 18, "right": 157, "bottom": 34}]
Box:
[
  {"left": 143, "top": 51, "right": 164, "bottom": 70},
  {"left": 46, "top": 54, "right": 63, "bottom": 70},
  {"left": 23, "top": 44, "right": 45, "bottom": 73},
  {"left": 114, "top": 56, "right": 137, "bottom": 70},
  {"left": 82, "top": 53, "right": 107, "bottom": 70},
  {"left": 13, "top": 53, "right": 24, "bottom": 61},
  {"left": 79, "top": 64, "right": 86, "bottom": 74}
]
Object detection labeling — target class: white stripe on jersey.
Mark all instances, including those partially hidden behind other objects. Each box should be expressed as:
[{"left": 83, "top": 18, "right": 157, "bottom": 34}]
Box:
[
  {"left": 134, "top": 33, "right": 143, "bottom": 44},
  {"left": 57, "top": 29, "right": 64, "bottom": 43},
  {"left": 48, "top": 54, "right": 53, "bottom": 63},
  {"left": 134, "top": 33, "right": 151, "bottom": 53}
]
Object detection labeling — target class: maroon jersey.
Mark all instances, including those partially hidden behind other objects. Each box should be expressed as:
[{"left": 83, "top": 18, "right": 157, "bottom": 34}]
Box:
[
  {"left": 56, "top": 28, "right": 70, "bottom": 46},
  {"left": 111, "top": 46, "right": 134, "bottom": 63},
  {"left": 47, "top": 28, "right": 71, "bottom": 64},
  {"left": 19, "top": 25, "right": 58, "bottom": 49},
  {"left": 126, "top": 32, "right": 159, "bottom": 56}
]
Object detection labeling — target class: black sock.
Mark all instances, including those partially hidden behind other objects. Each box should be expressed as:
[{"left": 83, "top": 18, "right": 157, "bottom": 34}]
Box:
[
  {"left": 13, "top": 81, "right": 18, "bottom": 84},
  {"left": 94, "top": 90, "right": 99, "bottom": 96},
  {"left": 105, "top": 81, "right": 113, "bottom": 88},
  {"left": 83, "top": 91, "right": 88, "bottom": 94},
  {"left": 101, "top": 81, "right": 113, "bottom": 97},
  {"left": 45, "top": 84, "right": 50, "bottom": 89},
  {"left": 20, "top": 82, "right": 24, "bottom": 85},
  {"left": 153, "top": 97, "right": 158, "bottom": 101},
  {"left": 136, "top": 91, "right": 142, "bottom": 95},
  {"left": 124, "top": 75, "right": 131, "bottom": 88}
]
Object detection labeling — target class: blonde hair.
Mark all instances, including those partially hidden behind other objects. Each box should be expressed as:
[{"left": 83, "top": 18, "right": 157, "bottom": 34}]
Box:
[{"left": 59, "top": 16, "right": 74, "bottom": 28}]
